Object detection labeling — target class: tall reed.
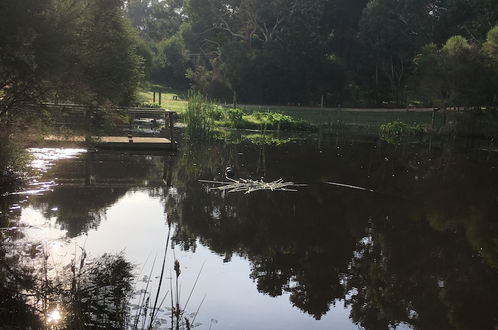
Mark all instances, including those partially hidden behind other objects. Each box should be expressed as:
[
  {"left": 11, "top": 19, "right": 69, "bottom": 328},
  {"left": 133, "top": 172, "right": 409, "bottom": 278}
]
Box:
[{"left": 184, "top": 91, "right": 214, "bottom": 140}]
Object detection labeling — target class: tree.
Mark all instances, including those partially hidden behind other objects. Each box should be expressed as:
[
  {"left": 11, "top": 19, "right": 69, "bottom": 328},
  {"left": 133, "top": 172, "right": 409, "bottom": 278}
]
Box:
[
  {"left": 0, "top": 0, "right": 144, "bottom": 123},
  {"left": 152, "top": 33, "right": 190, "bottom": 89},
  {"left": 411, "top": 43, "right": 444, "bottom": 106},
  {"left": 359, "top": 0, "right": 431, "bottom": 106},
  {"left": 0, "top": 0, "right": 54, "bottom": 118},
  {"left": 126, "top": 0, "right": 185, "bottom": 42},
  {"left": 74, "top": 0, "right": 143, "bottom": 106},
  {"left": 412, "top": 35, "right": 493, "bottom": 108},
  {"left": 483, "top": 25, "right": 498, "bottom": 62}
]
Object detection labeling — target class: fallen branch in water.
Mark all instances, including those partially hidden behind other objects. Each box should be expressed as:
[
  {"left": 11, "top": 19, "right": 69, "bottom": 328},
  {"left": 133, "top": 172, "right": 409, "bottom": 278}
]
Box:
[{"left": 199, "top": 178, "right": 306, "bottom": 194}]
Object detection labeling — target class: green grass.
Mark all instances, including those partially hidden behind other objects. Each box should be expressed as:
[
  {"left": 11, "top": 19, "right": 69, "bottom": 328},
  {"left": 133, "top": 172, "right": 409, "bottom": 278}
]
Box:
[
  {"left": 137, "top": 83, "right": 188, "bottom": 113},
  {"left": 209, "top": 106, "right": 316, "bottom": 131},
  {"left": 137, "top": 84, "right": 434, "bottom": 131},
  {"left": 239, "top": 106, "right": 433, "bottom": 131},
  {"left": 379, "top": 121, "right": 426, "bottom": 135}
]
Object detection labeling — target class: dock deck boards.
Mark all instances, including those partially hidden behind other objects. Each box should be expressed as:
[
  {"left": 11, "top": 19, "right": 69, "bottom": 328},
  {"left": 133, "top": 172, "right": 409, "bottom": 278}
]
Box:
[{"left": 44, "top": 135, "right": 176, "bottom": 151}]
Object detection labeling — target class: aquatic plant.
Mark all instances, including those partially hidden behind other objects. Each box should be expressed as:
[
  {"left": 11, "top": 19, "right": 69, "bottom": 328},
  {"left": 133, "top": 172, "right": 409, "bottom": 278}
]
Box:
[
  {"left": 199, "top": 178, "right": 306, "bottom": 194},
  {"left": 131, "top": 219, "right": 206, "bottom": 330},
  {"left": 213, "top": 129, "right": 294, "bottom": 145},
  {"left": 184, "top": 91, "right": 214, "bottom": 139},
  {"left": 379, "top": 120, "right": 425, "bottom": 136},
  {"left": 231, "top": 111, "right": 316, "bottom": 131}
]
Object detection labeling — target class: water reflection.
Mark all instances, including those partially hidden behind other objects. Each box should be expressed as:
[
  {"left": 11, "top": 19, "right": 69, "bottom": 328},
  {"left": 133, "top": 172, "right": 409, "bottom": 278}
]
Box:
[
  {"left": 167, "top": 135, "right": 498, "bottom": 328},
  {"left": 24, "top": 150, "right": 173, "bottom": 237},
  {"left": 0, "top": 134, "right": 497, "bottom": 329}
]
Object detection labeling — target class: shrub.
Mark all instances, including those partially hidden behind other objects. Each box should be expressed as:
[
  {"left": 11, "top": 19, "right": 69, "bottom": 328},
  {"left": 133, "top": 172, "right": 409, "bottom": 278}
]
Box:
[{"left": 379, "top": 121, "right": 425, "bottom": 136}]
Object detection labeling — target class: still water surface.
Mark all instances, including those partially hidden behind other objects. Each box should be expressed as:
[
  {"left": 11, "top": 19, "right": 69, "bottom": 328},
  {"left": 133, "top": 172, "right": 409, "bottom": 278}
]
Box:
[{"left": 3, "top": 132, "right": 498, "bottom": 329}]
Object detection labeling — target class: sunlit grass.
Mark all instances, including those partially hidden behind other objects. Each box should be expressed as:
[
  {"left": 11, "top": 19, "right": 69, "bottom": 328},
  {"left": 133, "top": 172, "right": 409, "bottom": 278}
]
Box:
[
  {"left": 137, "top": 84, "right": 435, "bottom": 131},
  {"left": 138, "top": 83, "right": 188, "bottom": 113}
]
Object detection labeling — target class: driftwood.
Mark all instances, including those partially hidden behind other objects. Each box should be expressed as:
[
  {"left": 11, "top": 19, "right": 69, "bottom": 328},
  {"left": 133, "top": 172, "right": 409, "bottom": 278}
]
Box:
[{"left": 199, "top": 178, "right": 306, "bottom": 194}]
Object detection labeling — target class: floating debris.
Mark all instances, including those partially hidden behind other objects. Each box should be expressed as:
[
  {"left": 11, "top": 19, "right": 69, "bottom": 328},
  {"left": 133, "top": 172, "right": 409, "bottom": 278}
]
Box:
[
  {"left": 324, "top": 181, "right": 374, "bottom": 193},
  {"left": 200, "top": 178, "right": 306, "bottom": 194}
]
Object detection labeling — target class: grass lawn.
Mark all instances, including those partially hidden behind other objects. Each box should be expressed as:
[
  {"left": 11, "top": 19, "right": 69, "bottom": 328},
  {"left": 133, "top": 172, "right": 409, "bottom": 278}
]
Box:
[
  {"left": 138, "top": 84, "right": 433, "bottom": 130},
  {"left": 238, "top": 105, "right": 433, "bottom": 131},
  {"left": 138, "top": 83, "right": 188, "bottom": 113}
]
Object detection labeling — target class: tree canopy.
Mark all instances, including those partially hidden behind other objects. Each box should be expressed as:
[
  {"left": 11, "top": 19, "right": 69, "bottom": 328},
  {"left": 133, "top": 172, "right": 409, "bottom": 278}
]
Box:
[
  {"left": 0, "top": 0, "right": 143, "bottom": 122},
  {"left": 124, "top": 0, "right": 498, "bottom": 108},
  {"left": 3, "top": 0, "right": 497, "bottom": 114}
]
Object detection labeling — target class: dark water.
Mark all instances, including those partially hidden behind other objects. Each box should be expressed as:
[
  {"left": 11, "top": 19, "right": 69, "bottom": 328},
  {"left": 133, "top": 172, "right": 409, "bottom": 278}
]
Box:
[{"left": 1, "top": 132, "right": 498, "bottom": 329}]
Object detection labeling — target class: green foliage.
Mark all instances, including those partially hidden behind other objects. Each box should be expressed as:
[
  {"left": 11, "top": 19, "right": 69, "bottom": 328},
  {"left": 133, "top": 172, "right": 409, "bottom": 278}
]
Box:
[
  {"left": 0, "top": 0, "right": 144, "bottom": 123},
  {"left": 379, "top": 120, "right": 425, "bottom": 136},
  {"left": 208, "top": 107, "right": 316, "bottom": 131},
  {"left": 241, "top": 111, "right": 316, "bottom": 131},
  {"left": 183, "top": 91, "right": 315, "bottom": 136},
  {"left": 75, "top": 0, "right": 144, "bottom": 106},
  {"left": 184, "top": 91, "right": 214, "bottom": 139},
  {"left": 152, "top": 33, "right": 190, "bottom": 89},
  {"left": 412, "top": 33, "right": 496, "bottom": 108},
  {"left": 128, "top": 0, "right": 498, "bottom": 108},
  {"left": 483, "top": 25, "right": 498, "bottom": 63},
  {"left": 411, "top": 44, "right": 443, "bottom": 106},
  {"left": 213, "top": 129, "right": 294, "bottom": 145},
  {"left": 125, "top": 0, "right": 185, "bottom": 42},
  {"left": 0, "top": 138, "right": 30, "bottom": 194}
]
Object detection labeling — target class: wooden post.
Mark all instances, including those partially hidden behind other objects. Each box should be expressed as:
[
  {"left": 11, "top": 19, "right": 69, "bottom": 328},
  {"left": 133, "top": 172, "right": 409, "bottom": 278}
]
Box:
[
  {"left": 169, "top": 112, "right": 175, "bottom": 144},
  {"left": 153, "top": 92, "right": 156, "bottom": 103},
  {"left": 159, "top": 92, "right": 162, "bottom": 105},
  {"left": 162, "top": 111, "right": 167, "bottom": 138},
  {"left": 320, "top": 95, "right": 324, "bottom": 108},
  {"left": 432, "top": 108, "right": 439, "bottom": 129}
]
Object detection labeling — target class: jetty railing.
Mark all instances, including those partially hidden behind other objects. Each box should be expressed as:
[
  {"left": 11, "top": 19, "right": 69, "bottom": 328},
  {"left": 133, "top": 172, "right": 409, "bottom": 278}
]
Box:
[{"left": 42, "top": 103, "right": 177, "bottom": 144}]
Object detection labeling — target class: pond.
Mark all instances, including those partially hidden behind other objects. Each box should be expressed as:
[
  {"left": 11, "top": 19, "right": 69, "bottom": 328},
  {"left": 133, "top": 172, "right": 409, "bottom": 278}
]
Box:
[{"left": 1, "top": 131, "right": 497, "bottom": 329}]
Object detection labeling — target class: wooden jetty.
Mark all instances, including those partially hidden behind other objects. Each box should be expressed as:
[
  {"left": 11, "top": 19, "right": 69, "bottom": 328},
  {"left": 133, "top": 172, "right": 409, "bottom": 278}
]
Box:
[
  {"left": 42, "top": 103, "right": 177, "bottom": 151},
  {"left": 44, "top": 135, "right": 176, "bottom": 151}
]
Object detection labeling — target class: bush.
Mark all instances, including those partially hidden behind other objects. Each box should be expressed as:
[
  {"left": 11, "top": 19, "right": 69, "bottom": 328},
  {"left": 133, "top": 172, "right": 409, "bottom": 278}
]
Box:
[
  {"left": 241, "top": 111, "right": 315, "bottom": 131},
  {"left": 379, "top": 121, "right": 425, "bottom": 136}
]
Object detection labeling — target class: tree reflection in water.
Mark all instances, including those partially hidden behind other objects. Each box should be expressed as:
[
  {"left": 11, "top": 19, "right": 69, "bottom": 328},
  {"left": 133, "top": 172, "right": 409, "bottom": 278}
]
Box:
[
  {"left": 1, "top": 133, "right": 497, "bottom": 329},
  {"left": 0, "top": 147, "right": 165, "bottom": 329},
  {"left": 167, "top": 135, "right": 498, "bottom": 329},
  {"left": 0, "top": 240, "right": 134, "bottom": 329}
]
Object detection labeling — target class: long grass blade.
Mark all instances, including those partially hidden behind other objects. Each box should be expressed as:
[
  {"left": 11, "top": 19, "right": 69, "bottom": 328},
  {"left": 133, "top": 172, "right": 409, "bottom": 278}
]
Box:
[
  {"left": 148, "top": 224, "right": 172, "bottom": 329},
  {"left": 191, "top": 294, "right": 207, "bottom": 327},
  {"left": 182, "top": 261, "right": 205, "bottom": 314}
]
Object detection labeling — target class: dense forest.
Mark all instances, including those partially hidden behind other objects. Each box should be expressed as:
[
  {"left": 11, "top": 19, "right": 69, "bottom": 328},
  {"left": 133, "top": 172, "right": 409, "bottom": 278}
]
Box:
[
  {"left": 127, "top": 0, "right": 498, "bottom": 107},
  {"left": 1, "top": 0, "right": 498, "bottom": 118}
]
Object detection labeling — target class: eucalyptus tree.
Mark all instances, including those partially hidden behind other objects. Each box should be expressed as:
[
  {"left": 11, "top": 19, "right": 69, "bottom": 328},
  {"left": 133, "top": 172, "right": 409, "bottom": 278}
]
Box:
[{"left": 184, "top": 0, "right": 348, "bottom": 105}]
